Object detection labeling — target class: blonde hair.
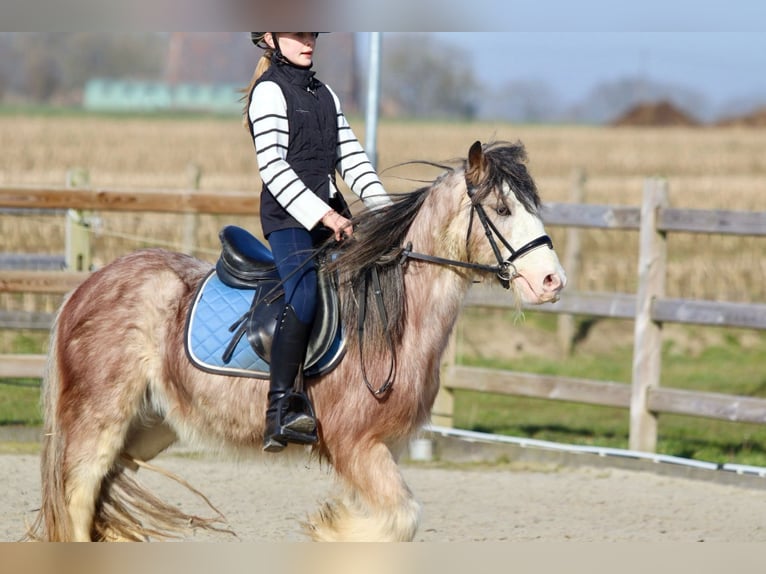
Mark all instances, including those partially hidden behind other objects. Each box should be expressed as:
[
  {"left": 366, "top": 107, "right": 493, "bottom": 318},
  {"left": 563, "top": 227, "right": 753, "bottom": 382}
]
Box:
[{"left": 242, "top": 50, "right": 273, "bottom": 127}]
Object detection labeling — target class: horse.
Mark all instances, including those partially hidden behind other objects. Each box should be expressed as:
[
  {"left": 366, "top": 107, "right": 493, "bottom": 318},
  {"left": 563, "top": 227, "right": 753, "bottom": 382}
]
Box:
[{"left": 27, "top": 140, "right": 566, "bottom": 542}]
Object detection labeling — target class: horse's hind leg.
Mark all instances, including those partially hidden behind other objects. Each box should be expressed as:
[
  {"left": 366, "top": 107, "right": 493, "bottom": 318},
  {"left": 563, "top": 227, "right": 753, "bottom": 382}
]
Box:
[
  {"left": 63, "top": 417, "right": 137, "bottom": 541},
  {"left": 56, "top": 350, "right": 155, "bottom": 540},
  {"left": 308, "top": 439, "right": 420, "bottom": 541}
]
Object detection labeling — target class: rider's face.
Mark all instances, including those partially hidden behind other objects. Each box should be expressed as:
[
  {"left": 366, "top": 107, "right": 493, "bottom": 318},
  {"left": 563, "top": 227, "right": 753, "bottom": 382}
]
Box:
[{"left": 265, "top": 33, "right": 318, "bottom": 67}]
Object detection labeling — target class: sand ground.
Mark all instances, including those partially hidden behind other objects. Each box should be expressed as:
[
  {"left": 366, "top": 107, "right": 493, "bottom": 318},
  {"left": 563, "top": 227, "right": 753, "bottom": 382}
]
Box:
[{"left": 3, "top": 445, "right": 765, "bottom": 543}]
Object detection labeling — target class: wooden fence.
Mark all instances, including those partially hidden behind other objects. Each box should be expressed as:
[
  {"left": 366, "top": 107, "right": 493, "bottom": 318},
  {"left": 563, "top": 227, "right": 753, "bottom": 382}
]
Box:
[
  {"left": 440, "top": 178, "right": 766, "bottom": 452},
  {"left": 1, "top": 178, "right": 765, "bottom": 453}
]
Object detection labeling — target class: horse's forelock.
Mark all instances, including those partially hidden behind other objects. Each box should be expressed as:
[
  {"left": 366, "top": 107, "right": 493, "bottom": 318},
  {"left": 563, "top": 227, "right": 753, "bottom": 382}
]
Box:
[{"left": 473, "top": 141, "right": 541, "bottom": 214}]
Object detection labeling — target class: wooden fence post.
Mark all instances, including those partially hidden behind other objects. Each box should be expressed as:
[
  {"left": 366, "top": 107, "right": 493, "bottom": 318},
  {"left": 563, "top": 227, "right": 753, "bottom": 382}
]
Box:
[
  {"left": 432, "top": 330, "right": 457, "bottom": 427},
  {"left": 629, "top": 178, "right": 668, "bottom": 452},
  {"left": 65, "top": 169, "right": 92, "bottom": 271},
  {"left": 557, "top": 168, "right": 585, "bottom": 356},
  {"left": 182, "top": 163, "right": 202, "bottom": 256}
]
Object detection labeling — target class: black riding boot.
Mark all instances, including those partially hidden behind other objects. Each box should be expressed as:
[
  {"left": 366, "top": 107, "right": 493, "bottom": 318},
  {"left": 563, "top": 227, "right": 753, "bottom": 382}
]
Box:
[{"left": 263, "top": 304, "right": 318, "bottom": 452}]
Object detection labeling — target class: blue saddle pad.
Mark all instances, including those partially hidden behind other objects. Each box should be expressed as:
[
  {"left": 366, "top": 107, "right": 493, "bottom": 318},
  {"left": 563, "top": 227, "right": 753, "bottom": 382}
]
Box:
[{"left": 185, "top": 271, "right": 345, "bottom": 379}]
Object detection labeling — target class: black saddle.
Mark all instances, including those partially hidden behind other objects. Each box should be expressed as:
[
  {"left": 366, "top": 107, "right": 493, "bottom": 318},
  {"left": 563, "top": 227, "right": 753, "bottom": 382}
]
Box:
[{"left": 215, "top": 226, "right": 341, "bottom": 371}]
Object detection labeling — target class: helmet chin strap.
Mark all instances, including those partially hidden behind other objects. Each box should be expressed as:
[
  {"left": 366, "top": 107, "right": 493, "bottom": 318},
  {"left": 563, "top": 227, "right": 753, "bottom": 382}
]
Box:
[
  {"left": 270, "top": 33, "right": 287, "bottom": 64},
  {"left": 269, "top": 33, "right": 313, "bottom": 69}
]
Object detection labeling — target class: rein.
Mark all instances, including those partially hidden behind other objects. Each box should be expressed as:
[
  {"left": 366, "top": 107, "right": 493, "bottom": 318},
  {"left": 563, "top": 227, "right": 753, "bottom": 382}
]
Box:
[{"left": 356, "top": 266, "right": 396, "bottom": 397}]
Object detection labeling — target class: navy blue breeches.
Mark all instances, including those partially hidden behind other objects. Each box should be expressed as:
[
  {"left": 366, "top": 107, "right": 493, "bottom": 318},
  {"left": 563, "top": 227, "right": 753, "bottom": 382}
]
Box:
[{"left": 267, "top": 227, "right": 318, "bottom": 325}]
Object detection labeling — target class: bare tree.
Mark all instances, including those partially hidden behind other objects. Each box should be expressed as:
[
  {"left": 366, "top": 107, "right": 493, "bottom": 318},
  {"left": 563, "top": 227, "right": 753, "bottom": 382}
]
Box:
[
  {"left": 20, "top": 36, "right": 60, "bottom": 102},
  {"left": 0, "top": 33, "right": 362, "bottom": 111},
  {"left": 0, "top": 35, "right": 12, "bottom": 100},
  {"left": 57, "top": 33, "right": 165, "bottom": 90},
  {"left": 380, "top": 33, "right": 480, "bottom": 119},
  {"left": 0, "top": 33, "right": 166, "bottom": 103},
  {"left": 481, "top": 79, "right": 561, "bottom": 122}
]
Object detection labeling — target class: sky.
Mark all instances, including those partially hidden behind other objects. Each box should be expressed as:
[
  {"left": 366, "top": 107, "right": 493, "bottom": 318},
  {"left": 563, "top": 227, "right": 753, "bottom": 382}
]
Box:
[
  {"left": 352, "top": 0, "right": 766, "bottom": 116},
  {"left": 4, "top": 0, "right": 766, "bottom": 115},
  {"left": 430, "top": 32, "right": 766, "bottom": 110}
]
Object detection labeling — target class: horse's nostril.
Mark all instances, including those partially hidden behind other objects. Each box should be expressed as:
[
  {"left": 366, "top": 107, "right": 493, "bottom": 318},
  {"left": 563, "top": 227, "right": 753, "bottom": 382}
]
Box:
[{"left": 545, "top": 273, "right": 562, "bottom": 292}]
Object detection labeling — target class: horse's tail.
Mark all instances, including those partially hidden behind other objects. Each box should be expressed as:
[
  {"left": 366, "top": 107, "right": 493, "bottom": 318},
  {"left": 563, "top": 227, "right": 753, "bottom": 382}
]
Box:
[
  {"left": 26, "top": 257, "right": 235, "bottom": 541},
  {"left": 25, "top": 306, "right": 70, "bottom": 541}
]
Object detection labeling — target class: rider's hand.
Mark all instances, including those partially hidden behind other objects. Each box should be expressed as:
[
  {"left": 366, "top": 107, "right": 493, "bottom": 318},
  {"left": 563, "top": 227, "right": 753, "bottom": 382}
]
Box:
[{"left": 321, "top": 209, "right": 353, "bottom": 242}]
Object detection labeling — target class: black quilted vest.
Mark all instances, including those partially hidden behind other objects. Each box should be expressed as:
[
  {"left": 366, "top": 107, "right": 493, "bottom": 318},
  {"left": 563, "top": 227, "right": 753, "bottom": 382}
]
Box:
[{"left": 251, "top": 61, "right": 338, "bottom": 236}]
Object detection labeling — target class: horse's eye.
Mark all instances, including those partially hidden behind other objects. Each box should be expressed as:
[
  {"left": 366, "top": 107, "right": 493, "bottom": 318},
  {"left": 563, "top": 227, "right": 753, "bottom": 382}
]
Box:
[{"left": 495, "top": 204, "right": 511, "bottom": 217}]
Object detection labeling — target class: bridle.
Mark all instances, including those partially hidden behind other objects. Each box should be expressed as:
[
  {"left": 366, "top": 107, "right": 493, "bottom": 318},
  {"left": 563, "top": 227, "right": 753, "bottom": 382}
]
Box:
[
  {"left": 358, "top": 172, "right": 554, "bottom": 398},
  {"left": 398, "top": 177, "right": 553, "bottom": 289}
]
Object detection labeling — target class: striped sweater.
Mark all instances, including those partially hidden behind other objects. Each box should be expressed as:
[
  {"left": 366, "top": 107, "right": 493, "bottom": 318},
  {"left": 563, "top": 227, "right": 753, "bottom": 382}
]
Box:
[{"left": 248, "top": 63, "right": 390, "bottom": 234}]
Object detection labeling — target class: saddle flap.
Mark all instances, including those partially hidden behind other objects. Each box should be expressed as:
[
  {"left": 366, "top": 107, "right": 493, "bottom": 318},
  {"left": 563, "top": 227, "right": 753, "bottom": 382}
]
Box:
[
  {"left": 244, "top": 282, "right": 283, "bottom": 360},
  {"left": 244, "top": 266, "right": 340, "bottom": 370},
  {"left": 305, "top": 267, "right": 340, "bottom": 368}
]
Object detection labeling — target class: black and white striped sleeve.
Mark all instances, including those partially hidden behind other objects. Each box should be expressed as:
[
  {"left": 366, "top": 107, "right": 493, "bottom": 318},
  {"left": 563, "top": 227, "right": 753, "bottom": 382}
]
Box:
[
  {"left": 328, "top": 86, "right": 392, "bottom": 210},
  {"left": 249, "top": 81, "right": 331, "bottom": 230}
]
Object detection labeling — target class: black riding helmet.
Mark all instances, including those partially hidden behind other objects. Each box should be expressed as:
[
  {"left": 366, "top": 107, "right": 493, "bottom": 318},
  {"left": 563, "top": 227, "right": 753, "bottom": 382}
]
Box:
[
  {"left": 250, "top": 32, "right": 269, "bottom": 49},
  {"left": 250, "top": 32, "right": 322, "bottom": 49},
  {"left": 251, "top": 33, "right": 322, "bottom": 66}
]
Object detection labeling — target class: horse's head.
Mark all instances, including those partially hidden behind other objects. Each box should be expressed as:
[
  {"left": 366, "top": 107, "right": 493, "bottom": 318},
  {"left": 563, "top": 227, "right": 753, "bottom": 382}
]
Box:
[{"left": 462, "top": 140, "right": 566, "bottom": 304}]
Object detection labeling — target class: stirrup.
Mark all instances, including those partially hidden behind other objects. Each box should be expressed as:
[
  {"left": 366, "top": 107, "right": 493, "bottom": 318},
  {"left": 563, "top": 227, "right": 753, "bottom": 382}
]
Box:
[
  {"left": 263, "top": 393, "right": 318, "bottom": 452},
  {"left": 263, "top": 435, "right": 287, "bottom": 453},
  {"left": 263, "top": 425, "right": 318, "bottom": 452},
  {"left": 283, "top": 411, "right": 316, "bottom": 434}
]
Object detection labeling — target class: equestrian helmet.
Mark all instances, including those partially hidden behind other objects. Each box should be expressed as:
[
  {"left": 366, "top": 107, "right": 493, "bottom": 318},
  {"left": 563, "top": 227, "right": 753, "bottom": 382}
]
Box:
[{"left": 251, "top": 32, "right": 323, "bottom": 49}]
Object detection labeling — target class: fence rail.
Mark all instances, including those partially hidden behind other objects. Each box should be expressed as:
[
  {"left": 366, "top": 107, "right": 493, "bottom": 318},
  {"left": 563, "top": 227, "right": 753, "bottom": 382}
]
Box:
[
  {"left": 442, "top": 178, "right": 766, "bottom": 452},
  {"left": 2, "top": 179, "right": 765, "bottom": 454},
  {"left": 541, "top": 201, "right": 766, "bottom": 235},
  {"left": 465, "top": 289, "right": 766, "bottom": 330},
  {"left": 0, "top": 184, "right": 259, "bottom": 214}
]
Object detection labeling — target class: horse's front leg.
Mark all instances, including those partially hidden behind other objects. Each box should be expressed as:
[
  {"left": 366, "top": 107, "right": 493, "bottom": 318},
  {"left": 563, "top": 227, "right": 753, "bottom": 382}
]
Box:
[{"left": 306, "top": 439, "right": 421, "bottom": 541}]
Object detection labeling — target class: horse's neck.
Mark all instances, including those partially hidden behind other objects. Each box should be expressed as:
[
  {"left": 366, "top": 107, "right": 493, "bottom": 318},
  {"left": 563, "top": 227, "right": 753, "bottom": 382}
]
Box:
[
  {"left": 407, "top": 255, "right": 470, "bottom": 312},
  {"left": 402, "top": 187, "right": 473, "bottom": 341}
]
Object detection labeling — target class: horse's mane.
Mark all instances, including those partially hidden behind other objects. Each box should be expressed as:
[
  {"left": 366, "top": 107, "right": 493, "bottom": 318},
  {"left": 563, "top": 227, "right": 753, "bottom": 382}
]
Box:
[
  {"left": 325, "top": 184, "right": 430, "bottom": 351},
  {"left": 326, "top": 140, "right": 539, "bottom": 351}
]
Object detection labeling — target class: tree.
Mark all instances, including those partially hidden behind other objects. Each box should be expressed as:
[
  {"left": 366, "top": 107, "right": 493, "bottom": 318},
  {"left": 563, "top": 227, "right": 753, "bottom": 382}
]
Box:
[
  {"left": 380, "top": 34, "right": 480, "bottom": 119},
  {"left": 0, "top": 33, "right": 167, "bottom": 103},
  {"left": 480, "top": 79, "right": 561, "bottom": 123},
  {"left": 0, "top": 35, "right": 12, "bottom": 100},
  {"left": 20, "top": 38, "right": 60, "bottom": 102},
  {"left": 1, "top": 33, "right": 359, "bottom": 107},
  {"left": 56, "top": 33, "right": 165, "bottom": 91}
]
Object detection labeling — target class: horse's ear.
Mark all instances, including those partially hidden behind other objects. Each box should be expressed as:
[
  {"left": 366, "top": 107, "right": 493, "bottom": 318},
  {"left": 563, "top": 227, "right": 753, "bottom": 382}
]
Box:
[{"left": 466, "top": 140, "right": 486, "bottom": 188}]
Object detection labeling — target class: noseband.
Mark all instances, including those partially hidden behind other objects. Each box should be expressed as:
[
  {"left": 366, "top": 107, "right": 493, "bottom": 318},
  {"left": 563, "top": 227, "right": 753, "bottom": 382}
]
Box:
[{"left": 398, "top": 178, "right": 553, "bottom": 289}]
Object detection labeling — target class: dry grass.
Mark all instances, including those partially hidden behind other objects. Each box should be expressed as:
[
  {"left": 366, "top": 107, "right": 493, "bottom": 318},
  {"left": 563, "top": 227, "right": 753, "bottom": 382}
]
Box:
[{"left": 1, "top": 116, "right": 764, "bottom": 326}]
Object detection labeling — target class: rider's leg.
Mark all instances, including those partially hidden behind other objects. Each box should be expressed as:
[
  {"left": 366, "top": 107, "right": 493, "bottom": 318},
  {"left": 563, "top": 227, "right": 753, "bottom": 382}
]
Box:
[{"left": 264, "top": 227, "right": 319, "bottom": 452}]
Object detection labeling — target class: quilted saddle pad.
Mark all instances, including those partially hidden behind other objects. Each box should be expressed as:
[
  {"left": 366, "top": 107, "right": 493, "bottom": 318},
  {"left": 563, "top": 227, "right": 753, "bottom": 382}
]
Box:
[{"left": 184, "top": 270, "right": 345, "bottom": 379}]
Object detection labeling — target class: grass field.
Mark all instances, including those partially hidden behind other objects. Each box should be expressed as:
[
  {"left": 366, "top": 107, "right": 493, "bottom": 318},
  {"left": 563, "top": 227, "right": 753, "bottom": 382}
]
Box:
[
  {"left": 1, "top": 112, "right": 764, "bottom": 464},
  {"left": 452, "top": 308, "right": 766, "bottom": 466}
]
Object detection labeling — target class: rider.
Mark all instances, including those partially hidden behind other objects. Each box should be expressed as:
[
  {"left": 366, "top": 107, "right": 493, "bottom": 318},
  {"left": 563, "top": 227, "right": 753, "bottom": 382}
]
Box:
[{"left": 245, "top": 32, "right": 391, "bottom": 452}]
